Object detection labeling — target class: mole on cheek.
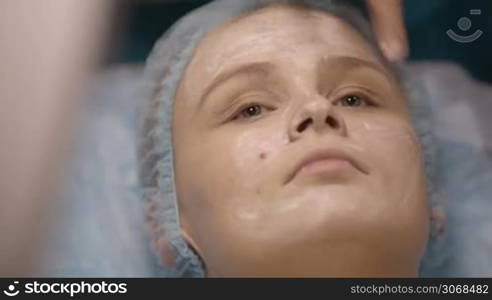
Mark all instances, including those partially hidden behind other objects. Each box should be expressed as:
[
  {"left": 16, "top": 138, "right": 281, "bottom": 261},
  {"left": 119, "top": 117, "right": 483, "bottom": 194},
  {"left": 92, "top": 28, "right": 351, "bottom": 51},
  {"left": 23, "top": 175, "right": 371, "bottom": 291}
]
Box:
[{"left": 259, "top": 152, "right": 268, "bottom": 160}]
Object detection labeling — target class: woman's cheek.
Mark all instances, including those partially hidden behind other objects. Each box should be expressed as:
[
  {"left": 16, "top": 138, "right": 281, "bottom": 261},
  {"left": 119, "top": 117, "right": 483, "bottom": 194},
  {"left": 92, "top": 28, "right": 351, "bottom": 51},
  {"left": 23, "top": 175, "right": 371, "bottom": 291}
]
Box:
[
  {"left": 229, "top": 125, "right": 287, "bottom": 173},
  {"left": 208, "top": 125, "right": 285, "bottom": 219},
  {"left": 350, "top": 113, "right": 421, "bottom": 165},
  {"left": 349, "top": 116, "right": 430, "bottom": 252},
  {"left": 193, "top": 123, "right": 285, "bottom": 202},
  {"left": 349, "top": 116, "right": 424, "bottom": 203}
]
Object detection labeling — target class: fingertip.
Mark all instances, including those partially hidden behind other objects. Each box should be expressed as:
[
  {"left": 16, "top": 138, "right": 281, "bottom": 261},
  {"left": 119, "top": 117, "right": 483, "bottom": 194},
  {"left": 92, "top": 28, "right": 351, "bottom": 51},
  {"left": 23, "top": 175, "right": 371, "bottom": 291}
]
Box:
[
  {"left": 366, "top": 0, "right": 408, "bottom": 61},
  {"left": 380, "top": 38, "right": 409, "bottom": 62}
]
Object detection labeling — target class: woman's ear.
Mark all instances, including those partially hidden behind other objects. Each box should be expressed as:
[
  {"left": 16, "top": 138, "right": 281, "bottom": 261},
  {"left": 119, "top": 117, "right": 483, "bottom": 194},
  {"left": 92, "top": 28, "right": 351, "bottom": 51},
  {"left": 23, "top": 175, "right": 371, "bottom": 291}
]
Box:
[
  {"left": 180, "top": 227, "right": 202, "bottom": 257},
  {"left": 430, "top": 205, "right": 447, "bottom": 237},
  {"left": 180, "top": 213, "right": 205, "bottom": 256},
  {"left": 180, "top": 227, "right": 207, "bottom": 275}
]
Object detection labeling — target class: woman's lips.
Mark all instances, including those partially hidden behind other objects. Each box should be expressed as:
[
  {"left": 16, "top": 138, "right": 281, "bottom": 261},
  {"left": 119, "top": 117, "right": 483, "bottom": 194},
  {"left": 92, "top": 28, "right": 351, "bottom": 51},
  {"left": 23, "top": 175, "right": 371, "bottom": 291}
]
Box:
[
  {"left": 296, "top": 158, "right": 353, "bottom": 178},
  {"left": 284, "top": 148, "right": 368, "bottom": 184}
]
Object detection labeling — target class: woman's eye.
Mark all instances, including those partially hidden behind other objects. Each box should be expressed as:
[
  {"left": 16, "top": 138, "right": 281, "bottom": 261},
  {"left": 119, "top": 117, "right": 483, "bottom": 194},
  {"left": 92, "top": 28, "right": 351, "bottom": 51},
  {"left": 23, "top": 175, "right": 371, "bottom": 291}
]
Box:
[
  {"left": 235, "top": 104, "right": 265, "bottom": 120},
  {"left": 338, "top": 94, "right": 370, "bottom": 107}
]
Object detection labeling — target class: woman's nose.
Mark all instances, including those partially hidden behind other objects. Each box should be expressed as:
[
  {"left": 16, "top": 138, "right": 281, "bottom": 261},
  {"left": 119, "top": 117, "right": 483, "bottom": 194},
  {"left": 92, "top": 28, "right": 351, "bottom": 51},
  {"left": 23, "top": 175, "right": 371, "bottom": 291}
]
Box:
[{"left": 288, "top": 97, "right": 347, "bottom": 142}]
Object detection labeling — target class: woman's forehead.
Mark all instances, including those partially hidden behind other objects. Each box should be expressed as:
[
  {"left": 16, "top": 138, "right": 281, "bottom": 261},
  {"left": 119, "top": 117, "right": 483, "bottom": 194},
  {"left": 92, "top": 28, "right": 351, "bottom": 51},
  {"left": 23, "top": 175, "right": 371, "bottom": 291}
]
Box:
[
  {"left": 195, "top": 4, "right": 378, "bottom": 63},
  {"left": 178, "top": 4, "right": 385, "bottom": 106}
]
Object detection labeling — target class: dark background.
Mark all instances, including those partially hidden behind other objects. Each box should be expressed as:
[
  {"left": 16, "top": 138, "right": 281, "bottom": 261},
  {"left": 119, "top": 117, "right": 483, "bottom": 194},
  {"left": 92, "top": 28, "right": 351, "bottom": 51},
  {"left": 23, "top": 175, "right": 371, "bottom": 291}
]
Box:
[{"left": 109, "top": 0, "right": 492, "bottom": 83}]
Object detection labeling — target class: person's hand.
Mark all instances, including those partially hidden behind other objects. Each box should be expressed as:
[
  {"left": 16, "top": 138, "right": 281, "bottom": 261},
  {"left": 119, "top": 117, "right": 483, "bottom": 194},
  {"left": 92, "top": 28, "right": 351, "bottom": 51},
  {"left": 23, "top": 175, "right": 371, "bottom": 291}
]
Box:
[{"left": 365, "top": 0, "right": 408, "bottom": 62}]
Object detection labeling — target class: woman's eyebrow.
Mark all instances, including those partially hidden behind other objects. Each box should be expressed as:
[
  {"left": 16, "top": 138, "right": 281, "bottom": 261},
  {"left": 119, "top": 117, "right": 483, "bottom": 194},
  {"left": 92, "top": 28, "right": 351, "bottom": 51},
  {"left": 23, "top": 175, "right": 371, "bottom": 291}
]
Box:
[
  {"left": 318, "top": 55, "right": 394, "bottom": 83},
  {"left": 198, "top": 61, "right": 275, "bottom": 110}
]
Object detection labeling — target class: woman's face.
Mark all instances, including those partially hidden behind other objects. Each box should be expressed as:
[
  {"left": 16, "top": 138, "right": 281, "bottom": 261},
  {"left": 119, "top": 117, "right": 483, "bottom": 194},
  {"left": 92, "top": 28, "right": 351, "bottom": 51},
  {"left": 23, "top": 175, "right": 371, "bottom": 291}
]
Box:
[{"left": 173, "top": 5, "right": 430, "bottom": 277}]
